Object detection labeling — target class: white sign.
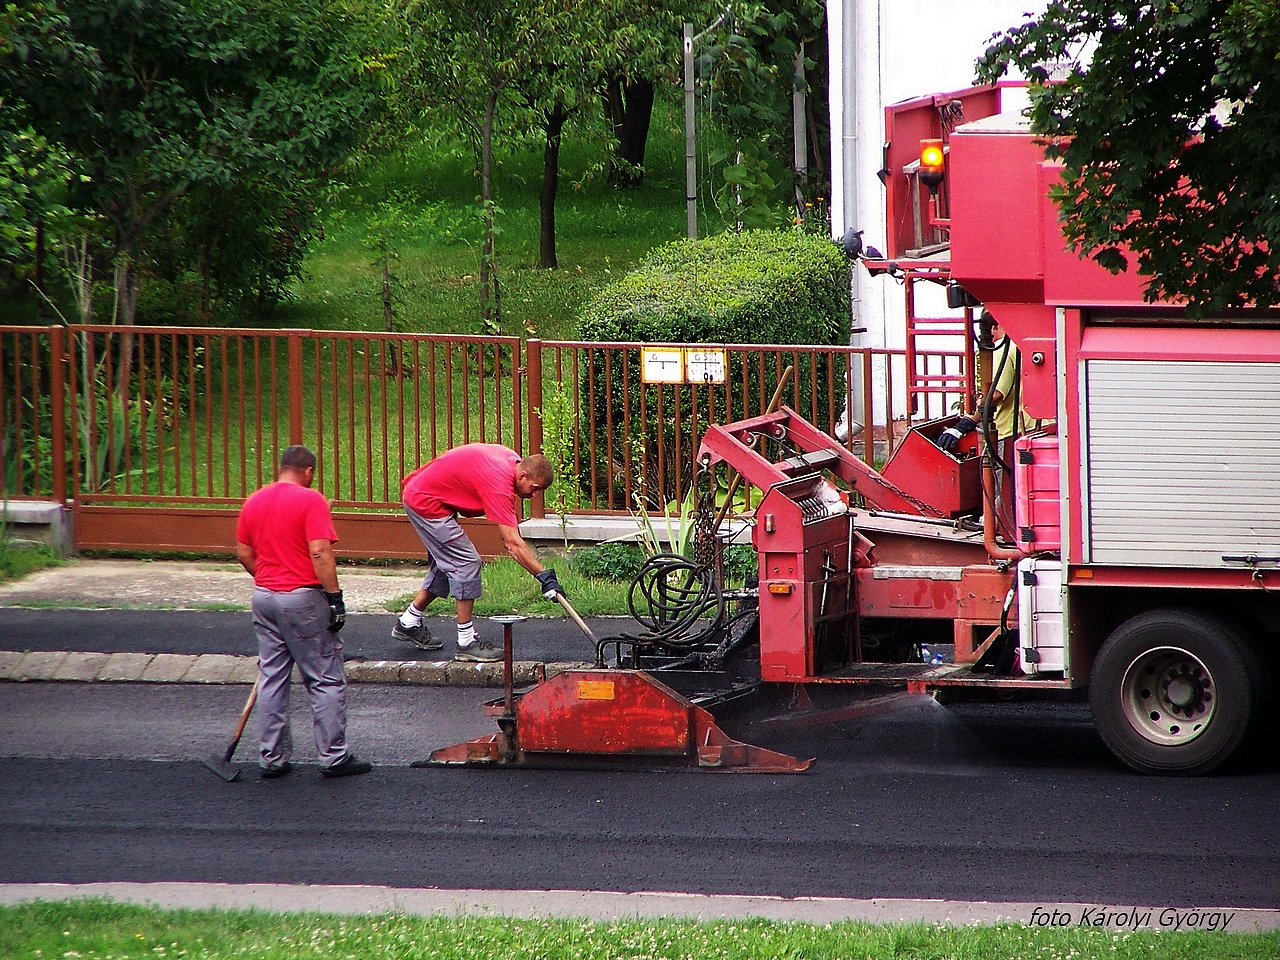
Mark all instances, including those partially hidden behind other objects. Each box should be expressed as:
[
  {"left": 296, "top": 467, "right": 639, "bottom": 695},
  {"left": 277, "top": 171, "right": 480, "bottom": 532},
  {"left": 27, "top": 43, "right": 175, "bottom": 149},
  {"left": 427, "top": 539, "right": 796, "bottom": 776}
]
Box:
[
  {"left": 685, "top": 348, "right": 727, "bottom": 384},
  {"left": 641, "top": 349, "right": 684, "bottom": 384}
]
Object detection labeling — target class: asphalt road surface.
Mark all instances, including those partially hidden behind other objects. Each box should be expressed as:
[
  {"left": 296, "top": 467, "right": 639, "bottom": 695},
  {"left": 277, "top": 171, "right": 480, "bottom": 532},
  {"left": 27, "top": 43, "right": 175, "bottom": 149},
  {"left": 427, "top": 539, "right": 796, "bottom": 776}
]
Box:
[
  {"left": 3, "top": 682, "right": 1279, "bottom": 907},
  {"left": 0, "top": 608, "right": 602, "bottom": 663}
]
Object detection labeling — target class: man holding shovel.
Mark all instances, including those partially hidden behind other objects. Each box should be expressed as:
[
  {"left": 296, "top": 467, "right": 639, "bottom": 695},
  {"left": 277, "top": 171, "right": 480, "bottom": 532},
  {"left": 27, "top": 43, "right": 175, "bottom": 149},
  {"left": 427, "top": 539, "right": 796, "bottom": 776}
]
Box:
[
  {"left": 393, "top": 444, "right": 563, "bottom": 660},
  {"left": 236, "top": 445, "right": 371, "bottom": 779}
]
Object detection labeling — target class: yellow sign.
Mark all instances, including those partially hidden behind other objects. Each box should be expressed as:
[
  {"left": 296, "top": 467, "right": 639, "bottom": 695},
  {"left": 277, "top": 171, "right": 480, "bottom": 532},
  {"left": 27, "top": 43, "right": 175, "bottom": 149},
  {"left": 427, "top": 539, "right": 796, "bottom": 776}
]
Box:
[
  {"left": 641, "top": 349, "right": 684, "bottom": 384},
  {"left": 577, "top": 680, "right": 617, "bottom": 701}
]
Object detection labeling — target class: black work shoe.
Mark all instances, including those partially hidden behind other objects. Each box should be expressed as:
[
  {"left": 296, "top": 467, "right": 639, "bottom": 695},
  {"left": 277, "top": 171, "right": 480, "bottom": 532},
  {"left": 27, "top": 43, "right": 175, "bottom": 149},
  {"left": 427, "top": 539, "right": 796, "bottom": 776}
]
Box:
[
  {"left": 392, "top": 620, "right": 443, "bottom": 651},
  {"left": 260, "top": 762, "right": 292, "bottom": 780},
  {"left": 322, "top": 754, "right": 372, "bottom": 778},
  {"left": 455, "top": 639, "right": 501, "bottom": 662}
]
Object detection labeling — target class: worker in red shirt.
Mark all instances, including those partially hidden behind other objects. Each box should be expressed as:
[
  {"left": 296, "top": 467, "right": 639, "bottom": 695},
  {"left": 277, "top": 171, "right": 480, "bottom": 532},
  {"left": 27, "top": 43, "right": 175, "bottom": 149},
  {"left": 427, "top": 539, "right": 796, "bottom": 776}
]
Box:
[
  {"left": 236, "top": 445, "right": 371, "bottom": 779},
  {"left": 393, "top": 444, "right": 560, "bottom": 661}
]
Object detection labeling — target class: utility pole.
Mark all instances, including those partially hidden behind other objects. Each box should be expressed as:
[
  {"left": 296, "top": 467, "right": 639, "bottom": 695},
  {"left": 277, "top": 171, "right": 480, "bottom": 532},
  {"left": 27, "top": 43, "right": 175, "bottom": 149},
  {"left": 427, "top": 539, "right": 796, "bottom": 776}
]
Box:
[{"left": 683, "top": 7, "right": 733, "bottom": 240}]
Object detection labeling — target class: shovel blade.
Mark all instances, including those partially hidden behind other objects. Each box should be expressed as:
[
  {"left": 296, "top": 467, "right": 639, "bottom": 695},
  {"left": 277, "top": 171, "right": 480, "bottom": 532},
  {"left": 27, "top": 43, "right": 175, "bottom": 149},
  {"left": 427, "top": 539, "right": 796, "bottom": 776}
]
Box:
[{"left": 202, "top": 755, "right": 242, "bottom": 782}]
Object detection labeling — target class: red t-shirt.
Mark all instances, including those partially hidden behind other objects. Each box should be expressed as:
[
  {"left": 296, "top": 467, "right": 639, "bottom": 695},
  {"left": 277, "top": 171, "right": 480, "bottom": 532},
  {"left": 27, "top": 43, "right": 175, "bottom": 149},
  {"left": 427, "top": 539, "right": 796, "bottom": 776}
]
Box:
[
  {"left": 236, "top": 481, "right": 339, "bottom": 591},
  {"left": 401, "top": 444, "right": 521, "bottom": 527}
]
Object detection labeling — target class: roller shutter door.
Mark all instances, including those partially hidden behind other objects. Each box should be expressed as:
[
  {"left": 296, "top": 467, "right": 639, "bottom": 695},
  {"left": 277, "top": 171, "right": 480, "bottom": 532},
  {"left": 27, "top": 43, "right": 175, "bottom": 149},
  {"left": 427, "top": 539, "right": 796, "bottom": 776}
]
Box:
[{"left": 1084, "top": 360, "right": 1280, "bottom": 566}]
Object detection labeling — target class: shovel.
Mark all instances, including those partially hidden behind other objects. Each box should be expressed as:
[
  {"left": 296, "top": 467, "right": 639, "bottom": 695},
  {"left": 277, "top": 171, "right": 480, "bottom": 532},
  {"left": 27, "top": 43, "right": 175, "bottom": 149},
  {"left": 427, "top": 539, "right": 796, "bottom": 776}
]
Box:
[
  {"left": 201, "top": 679, "right": 259, "bottom": 782},
  {"left": 555, "top": 593, "right": 598, "bottom": 645}
]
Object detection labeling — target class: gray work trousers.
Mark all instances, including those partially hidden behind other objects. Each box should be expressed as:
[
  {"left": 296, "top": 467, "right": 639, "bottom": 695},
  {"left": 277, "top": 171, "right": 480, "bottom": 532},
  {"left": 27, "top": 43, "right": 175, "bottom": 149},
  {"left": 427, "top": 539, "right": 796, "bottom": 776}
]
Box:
[{"left": 252, "top": 586, "right": 350, "bottom": 769}]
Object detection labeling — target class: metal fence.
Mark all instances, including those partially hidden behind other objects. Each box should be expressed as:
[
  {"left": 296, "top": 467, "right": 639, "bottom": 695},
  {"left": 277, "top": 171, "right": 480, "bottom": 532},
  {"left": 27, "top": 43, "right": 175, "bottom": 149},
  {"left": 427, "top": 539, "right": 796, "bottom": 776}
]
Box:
[{"left": 1, "top": 325, "right": 968, "bottom": 542}]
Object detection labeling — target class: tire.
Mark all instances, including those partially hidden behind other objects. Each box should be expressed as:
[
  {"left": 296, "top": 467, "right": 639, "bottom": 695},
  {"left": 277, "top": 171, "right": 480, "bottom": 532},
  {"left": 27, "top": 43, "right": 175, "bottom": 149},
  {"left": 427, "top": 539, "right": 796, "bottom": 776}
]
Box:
[{"left": 1089, "top": 608, "right": 1264, "bottom": 776}]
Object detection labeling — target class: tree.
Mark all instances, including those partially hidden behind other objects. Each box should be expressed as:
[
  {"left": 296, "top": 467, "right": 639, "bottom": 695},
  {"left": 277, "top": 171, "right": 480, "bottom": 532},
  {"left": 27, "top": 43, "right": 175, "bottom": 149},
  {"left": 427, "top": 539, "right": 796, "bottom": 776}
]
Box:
[
  {"left": 0, "top": 2, "right": 97, "bottom": 292},
  {"left": 15, "top": 0, "right": 382, "bottom": 327},
  {"left": 403, "top": 0, "right": 546, "bottom": 332},
  {"left": 978, "top": 0, "right": 1280, "bottom": 313}
]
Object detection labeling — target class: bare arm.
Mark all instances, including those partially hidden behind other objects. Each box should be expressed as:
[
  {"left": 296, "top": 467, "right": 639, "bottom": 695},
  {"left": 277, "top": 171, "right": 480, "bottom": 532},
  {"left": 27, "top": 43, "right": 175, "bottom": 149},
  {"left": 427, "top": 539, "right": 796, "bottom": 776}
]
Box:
[
  {"left": 496, "top": 524, "right": 543, "bottom": 576},
  {"left": 309, "top": 538, "right": 340, "bottom": 592},
  {"left": 236, "top": 542, "right": 256, "bottom": 577}
]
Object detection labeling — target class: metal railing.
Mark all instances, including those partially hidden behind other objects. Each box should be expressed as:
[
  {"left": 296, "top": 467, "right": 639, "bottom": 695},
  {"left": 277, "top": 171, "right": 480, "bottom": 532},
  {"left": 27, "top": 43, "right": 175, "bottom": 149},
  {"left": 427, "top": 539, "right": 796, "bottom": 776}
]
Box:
[
  {"left": 65, "top": 327, "right": 522, "bottom": 510},
  {"left": 1, "top": 325, "right": 66, "bottom": 502},
  {"left": 528, "top": 339, "right": 967, "bottom": 514},
  {"left": 2, "top": 325, "right": 968, "bottom": 535}
]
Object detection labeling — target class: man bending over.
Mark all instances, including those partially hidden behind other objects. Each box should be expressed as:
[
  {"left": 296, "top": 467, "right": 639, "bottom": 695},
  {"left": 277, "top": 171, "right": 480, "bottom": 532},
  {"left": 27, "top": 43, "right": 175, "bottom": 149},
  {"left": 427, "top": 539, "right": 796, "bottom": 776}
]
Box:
[{"left": 393, "top": 444, "right": 562, "bottom": 661}]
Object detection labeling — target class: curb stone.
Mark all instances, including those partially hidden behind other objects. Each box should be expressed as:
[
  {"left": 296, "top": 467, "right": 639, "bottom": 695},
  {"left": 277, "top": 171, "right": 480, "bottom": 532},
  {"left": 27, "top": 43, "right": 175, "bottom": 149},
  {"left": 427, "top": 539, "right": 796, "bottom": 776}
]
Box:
[{"left": 0, "top": 651, "right": 588, "bottom": 687}]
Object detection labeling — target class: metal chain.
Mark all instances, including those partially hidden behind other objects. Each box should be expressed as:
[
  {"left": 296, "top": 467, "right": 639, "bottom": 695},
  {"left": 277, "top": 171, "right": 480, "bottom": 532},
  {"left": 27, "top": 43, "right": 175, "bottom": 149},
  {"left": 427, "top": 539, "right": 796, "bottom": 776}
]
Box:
[{"left": 693, "top": 459, "right": 719, "bottom": 568}]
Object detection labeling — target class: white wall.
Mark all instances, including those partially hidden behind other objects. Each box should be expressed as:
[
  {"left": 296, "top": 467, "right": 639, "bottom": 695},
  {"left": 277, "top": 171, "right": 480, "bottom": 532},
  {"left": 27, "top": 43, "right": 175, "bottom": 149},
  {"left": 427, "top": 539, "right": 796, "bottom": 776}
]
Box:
[{"left": 829, "top": 0, "right": 1042, "bottom": 422}]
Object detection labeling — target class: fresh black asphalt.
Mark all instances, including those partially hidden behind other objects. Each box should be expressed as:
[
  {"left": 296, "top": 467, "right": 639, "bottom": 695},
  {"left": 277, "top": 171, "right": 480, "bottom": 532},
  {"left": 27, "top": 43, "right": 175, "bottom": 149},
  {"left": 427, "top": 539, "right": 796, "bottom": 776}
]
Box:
[{"left": 3, "top": 682, "right": 1280, "bottom": 906}]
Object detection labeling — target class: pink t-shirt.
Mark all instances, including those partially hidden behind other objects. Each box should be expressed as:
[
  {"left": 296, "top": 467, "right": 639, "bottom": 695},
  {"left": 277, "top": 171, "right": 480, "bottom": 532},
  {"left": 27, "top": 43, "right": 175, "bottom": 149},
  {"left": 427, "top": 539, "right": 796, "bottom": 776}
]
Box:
[
  {"left": 236, "top": 481, "right": 339, "bottom": 592},
  {"left": 401, "top": 444, "right": 521, "bottom": 527}
]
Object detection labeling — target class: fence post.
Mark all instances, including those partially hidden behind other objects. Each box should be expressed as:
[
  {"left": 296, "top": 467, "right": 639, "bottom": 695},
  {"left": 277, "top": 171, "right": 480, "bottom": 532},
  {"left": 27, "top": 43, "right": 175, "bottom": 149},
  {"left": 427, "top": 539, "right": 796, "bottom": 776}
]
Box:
[
  {"left": 287, "top": 333, "right": 303, "bottom": 445},
  {"left": 526, "top": 337, "right": 545, "bottom": 519},
  {"left": 50, "top": 325, "right": 67, "bottom": 503}
]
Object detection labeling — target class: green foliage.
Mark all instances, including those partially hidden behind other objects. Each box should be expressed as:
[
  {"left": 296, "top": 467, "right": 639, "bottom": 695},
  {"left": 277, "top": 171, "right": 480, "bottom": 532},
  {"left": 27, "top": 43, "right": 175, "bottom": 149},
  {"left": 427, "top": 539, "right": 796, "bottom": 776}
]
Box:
[
  {"left": 581, "top": 228, "right": 847, "bottom": 343},
  {"left": 578, "top": 228, "right": 849, "bottom": 506},
  {"left": 723, "top": 541, "right": 756, "bottom": 583},
  {"left": 569, "top": 542, "right": 647, "bottom": 581},
  {"left": 698, "top": 0, "right": 830, "bottom": 229},
  {"left": 978, "top": 0, "right": 1280, "bottom": 313},
  {"left": 386, "top": 556, "right": 632, "bottom": 618},
  {"left": 537, "top": 379, "right": 584, "bottom": 530},
  {"left": 9, "top": 0, "right": 385, "bottom": 323}
]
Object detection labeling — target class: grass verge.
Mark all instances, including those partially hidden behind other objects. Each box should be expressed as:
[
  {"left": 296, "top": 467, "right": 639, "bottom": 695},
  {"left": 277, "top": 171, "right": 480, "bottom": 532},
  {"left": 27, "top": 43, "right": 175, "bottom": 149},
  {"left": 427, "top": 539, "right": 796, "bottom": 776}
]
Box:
[
  {"left": 2, "top": 901, "right": 1277, "bottom": 960},
  {"left": 386, "top": 556, "right": 631, "bottom": 619},
  {"left": 0, "top": 543, "right": 63, "bottom": 583}
]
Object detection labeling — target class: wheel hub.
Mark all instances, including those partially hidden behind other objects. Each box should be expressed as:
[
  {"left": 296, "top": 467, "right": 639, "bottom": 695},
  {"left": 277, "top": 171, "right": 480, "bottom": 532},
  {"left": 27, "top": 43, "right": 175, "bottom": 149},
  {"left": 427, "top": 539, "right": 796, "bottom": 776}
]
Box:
[{"left": 1120, "top": 646, "right": 1215, "bottom": 746}]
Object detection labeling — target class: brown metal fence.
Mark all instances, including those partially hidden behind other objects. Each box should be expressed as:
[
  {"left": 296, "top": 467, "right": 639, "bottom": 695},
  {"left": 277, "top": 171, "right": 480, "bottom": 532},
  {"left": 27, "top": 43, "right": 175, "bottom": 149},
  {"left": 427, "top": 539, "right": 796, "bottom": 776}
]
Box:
[
  {"left": 528, "top": 339, "right": 967, "bottom": 514},
  {"left": 0, "top": 325, "right": 66, "bottom": 502},
  {"left": 65, "top": 326, "right": 521, "bottom": 509},
  {"left": 2, "top": 324, "right": 966, "bottom": 551}
]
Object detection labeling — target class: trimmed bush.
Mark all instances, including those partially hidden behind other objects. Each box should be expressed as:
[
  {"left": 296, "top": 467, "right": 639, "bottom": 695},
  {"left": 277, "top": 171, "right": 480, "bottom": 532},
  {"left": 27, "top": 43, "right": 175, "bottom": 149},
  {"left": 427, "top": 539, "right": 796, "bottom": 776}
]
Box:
[
  {"left": 576, "top": 229, "right": 851, "bottom": 508},
  {"left": 580, "top": 229, "right": 849, "bottom": 345}
]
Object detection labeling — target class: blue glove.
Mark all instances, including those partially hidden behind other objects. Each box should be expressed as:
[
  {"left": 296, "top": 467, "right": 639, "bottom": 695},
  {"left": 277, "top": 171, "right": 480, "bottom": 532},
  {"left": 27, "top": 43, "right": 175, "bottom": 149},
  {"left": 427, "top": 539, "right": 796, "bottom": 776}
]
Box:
[
  {"left": 534, "top": 569, "right": 564, "bottom": 600},
  {"left": 324, "top": 590, "right": 346, "bottom": 633},
  {"left": 937, "top": 416, "right": 977, "bottom": 453}
]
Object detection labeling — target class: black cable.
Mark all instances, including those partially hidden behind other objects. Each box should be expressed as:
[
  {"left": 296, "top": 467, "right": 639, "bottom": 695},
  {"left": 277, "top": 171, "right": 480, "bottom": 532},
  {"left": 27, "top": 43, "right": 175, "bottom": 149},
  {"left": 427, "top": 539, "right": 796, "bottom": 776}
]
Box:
[{"left": 594, "top": 553, "right": 726, "bottom": 665}]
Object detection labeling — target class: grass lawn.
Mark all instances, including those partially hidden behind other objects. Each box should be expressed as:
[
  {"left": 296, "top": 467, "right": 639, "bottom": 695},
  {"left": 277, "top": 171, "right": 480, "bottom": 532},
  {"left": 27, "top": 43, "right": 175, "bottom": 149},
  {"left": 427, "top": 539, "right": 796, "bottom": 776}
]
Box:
[
  {"left": 271, "top": 98, "right": 698, "bottom": 339},
  {"left": 385, "top": 556, "right": 632, "bottom": 619},
  {"left": 0, "top": 542, "right": 62, "bottom": 583},
  {"left": 3, "top": 901, "right": 1277, "bottom": 960}
]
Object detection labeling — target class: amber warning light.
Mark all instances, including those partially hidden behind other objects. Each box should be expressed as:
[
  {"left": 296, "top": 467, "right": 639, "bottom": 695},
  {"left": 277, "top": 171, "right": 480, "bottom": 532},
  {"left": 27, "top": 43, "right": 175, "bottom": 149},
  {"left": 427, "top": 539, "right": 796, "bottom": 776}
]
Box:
[{"left": 919, "top": 138, "right": 945, "bottom": 193}]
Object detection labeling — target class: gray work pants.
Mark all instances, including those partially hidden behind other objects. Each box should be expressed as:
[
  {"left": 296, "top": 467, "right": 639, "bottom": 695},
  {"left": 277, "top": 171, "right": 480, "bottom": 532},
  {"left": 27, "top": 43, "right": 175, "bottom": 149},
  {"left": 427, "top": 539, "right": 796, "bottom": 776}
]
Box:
[{"left": 252, "top": 586, "right": 350, "bottom": 769}]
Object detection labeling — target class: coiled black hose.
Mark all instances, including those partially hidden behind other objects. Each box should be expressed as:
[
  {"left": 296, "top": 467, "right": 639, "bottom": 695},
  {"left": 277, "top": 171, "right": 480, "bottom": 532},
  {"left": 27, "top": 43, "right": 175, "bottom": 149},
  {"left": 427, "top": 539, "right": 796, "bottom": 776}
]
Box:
[{"left": 595, "top": 553, "right": 725, "bottom": 665}]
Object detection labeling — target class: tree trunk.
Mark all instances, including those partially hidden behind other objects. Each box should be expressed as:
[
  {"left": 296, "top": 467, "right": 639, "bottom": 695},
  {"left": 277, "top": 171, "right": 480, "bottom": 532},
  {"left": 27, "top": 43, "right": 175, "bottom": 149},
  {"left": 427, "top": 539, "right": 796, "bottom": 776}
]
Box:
[
  {"left": 605, "top": 75, "right": 654, "bottom": 186},
  {"left": 540, "top": 103, "right": 569, "bottom": 269},
  {"left": 113, "top": 257, "right": 140, "bottom": 401}
]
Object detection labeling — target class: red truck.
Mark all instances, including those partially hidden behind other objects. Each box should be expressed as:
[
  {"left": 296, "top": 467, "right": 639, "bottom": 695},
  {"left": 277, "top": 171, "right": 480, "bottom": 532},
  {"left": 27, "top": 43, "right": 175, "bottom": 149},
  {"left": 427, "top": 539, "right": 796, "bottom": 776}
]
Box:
[{"left": 701, "top": 82, "right": 1278, "bottom": 776}]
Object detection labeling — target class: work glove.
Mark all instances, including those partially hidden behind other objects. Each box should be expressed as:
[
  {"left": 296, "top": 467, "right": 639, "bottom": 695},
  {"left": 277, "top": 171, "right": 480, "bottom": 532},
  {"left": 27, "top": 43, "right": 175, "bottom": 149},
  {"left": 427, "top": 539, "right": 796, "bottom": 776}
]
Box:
[
  {"left": 937, "top": 416, "right": 977, "bottom": 453},
  {"left": 534, "top": 569, "right": 565, "bottom": 600},
  {"left": 324, "top": 590, "right": 346, "bottom": 633}
]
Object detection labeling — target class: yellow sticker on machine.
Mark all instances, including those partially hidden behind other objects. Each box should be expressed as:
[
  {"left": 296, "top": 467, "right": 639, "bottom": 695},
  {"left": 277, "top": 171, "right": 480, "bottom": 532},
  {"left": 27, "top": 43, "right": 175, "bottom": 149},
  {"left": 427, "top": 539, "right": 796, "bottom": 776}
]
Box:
[{"left": 577, "top": 680, "right": 616, "bottom": 701}]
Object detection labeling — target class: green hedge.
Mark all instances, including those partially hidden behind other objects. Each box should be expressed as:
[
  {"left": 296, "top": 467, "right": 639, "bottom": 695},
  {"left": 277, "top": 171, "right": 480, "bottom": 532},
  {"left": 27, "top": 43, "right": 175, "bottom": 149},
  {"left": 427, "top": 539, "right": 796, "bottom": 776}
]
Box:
[
  {"left": 580, "top": 229, "right": 849, "bottom": 344},
  {"left": 576, "top": 229, "right": 851, "bottom": 509}
]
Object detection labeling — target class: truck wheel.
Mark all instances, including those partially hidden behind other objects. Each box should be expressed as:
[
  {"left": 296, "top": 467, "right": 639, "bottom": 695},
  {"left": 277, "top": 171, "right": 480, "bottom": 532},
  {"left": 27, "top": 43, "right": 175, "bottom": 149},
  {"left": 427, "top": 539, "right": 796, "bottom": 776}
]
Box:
[{"left": 1090, "top": 609, "right": 1263, "bottom": 775}]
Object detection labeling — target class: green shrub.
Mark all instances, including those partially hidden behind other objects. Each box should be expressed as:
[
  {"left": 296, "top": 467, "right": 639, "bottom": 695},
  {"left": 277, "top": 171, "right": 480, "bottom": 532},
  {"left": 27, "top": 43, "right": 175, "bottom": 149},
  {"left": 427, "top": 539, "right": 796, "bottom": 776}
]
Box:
[
  {"left": 577, "top": 229, "right": 850, "bottom": 508},
  {"left": 569, "top": 542, "right": 647, "bottom": 582},
  {"left": 580, "top": 229, "right": 849, "bottom": 345}
]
